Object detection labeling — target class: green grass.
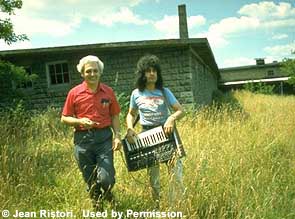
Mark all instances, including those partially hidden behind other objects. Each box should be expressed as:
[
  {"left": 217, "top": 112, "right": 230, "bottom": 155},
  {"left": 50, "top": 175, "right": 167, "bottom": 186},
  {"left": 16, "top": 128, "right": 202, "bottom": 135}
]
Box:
[{"left": 1, "top": 91, "right": 295, "bottom": 219}]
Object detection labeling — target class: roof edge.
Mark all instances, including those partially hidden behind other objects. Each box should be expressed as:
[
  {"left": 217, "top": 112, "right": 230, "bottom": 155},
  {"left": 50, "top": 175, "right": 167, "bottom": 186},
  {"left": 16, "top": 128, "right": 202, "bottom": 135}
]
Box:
[
  {"left": 0, "top": 38, "right": 209, "bottom": 55},
  {"left": 220, "top": 62, "right": 282, "bottom": 71}
]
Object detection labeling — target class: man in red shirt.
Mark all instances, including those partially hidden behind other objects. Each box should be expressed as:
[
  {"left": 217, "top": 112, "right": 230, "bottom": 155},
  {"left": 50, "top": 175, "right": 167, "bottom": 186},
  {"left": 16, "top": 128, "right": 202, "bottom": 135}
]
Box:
[{"left": 61, "top": 55, "right": 121, "bottom": 211}]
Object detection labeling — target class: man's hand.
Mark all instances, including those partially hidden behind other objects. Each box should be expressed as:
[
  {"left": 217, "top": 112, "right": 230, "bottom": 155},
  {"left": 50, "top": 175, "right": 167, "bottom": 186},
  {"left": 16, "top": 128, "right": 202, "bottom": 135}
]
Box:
[
  {"left": 126, "top": 128, "right": 137, "bottom": 144},
  {"left": 163, "top": 115, "right": 175, "bottom": 135},
  {"left": 79, "top": 118, "right": 99, "bottom": 129},
  {"left": 112, "top": 137, "right": 122, "bottom": 151}
]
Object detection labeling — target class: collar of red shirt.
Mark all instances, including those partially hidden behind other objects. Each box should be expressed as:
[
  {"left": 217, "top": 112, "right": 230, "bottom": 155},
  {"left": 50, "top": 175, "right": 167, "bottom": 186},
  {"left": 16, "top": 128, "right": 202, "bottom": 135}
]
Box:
[{"left": 82, "top": 81, "right": 108, "bottom": 94}]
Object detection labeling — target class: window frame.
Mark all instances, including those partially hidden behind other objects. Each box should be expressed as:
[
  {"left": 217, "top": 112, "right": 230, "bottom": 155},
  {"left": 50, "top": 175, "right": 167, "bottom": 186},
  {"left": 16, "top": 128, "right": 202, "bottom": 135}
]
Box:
[
  {"left": 11, "top": 65, "right": 34, "bottom": 91},
  {"left": 46, "top": 60, "right": 70, "bottom": 88},
  {"left": 17, "top": 66, "right": 34, "bottom": 89},
  {"left": 267, "top": 69, "right": 275, "bottom": 77}
]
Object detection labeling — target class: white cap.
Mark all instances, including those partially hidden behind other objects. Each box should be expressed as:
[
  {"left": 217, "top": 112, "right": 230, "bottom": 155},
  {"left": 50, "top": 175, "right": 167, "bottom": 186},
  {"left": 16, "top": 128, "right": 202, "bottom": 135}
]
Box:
[{"left": 76, "top": 55, "right": 104, "bottom": 73}]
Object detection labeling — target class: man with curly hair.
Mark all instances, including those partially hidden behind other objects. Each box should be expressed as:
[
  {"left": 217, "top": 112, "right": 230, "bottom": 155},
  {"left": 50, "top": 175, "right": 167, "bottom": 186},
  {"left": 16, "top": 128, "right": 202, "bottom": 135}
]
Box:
[{"left": 126, "top": 54, "right": 185, "bottom": 209}]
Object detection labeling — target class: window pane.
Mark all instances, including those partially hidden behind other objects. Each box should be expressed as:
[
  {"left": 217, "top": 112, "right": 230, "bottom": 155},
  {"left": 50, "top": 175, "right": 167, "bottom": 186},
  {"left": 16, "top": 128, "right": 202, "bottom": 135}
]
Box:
[
  {"left": 55, "top": 64, "right": 62, "bottom": 74},
  {"left": 25, "top": 67, "right": 32, "bottom": 75},
  {"left": 56, "top": 74, "right": 63, "bottom": 83},
  {"left": 51, "top": 74, "right": 56, "bottom": 84},
  {"left": 267, "top": 70, "right": 274, "bottom": 76},
  {"left": 16, "top": 66, "right": 33, "bottom": 88},
  {"left": 62, "top": 63, "right": 68, "bottom": 72},
  {"left": 63, "top": 73, "right": 69, "bottom": 83},
  {"left": 48, "top": 62, "right": 69, "bottom": 85},
  {"left": 49, "top": 65, "right": 55, "bottom": 74}
]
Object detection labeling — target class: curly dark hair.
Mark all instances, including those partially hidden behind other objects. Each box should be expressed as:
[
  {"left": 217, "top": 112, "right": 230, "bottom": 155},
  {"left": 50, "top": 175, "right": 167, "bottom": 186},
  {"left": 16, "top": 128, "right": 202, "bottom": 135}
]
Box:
[{"left": 135, "top": 54, "right": 163, "bottom": 91}]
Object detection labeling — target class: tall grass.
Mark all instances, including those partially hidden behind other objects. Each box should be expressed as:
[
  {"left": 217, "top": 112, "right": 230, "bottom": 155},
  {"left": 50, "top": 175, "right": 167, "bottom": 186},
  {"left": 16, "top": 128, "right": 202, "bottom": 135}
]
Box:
[{"left": 0, "top": 91, "right": 294, "bottom": 219}]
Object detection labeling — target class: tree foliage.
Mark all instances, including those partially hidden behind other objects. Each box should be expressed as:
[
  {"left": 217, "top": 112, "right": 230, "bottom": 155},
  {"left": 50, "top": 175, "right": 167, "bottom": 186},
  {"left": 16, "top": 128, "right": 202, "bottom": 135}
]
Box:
[
  {"left": 0, "top": 0, "right": 28, "bottom": 44},
  {"left": 0, "top": 60, "right": 37, "bottom": 104},
  {"left": 0, "top": 0, "right": 35, "bottom": 106},
  {"left": 243, "top": 82, "right": 275, "bottom": 95},
  {"left": 281, "top": 58, "right": 295, "bottom": 86}
]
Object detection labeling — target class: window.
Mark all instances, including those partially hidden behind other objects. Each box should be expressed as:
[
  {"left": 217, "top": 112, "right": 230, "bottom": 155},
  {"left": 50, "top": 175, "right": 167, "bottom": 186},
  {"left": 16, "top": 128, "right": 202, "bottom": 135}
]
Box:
[
  {"left": 267, "top": 70, "right": 274, "bottom": 77},
  {"left": 46, "top": 61, "right": 70, "bottom": 86},
  {"left": 16, "top": 66, "right": 33, "bottom": 89}
]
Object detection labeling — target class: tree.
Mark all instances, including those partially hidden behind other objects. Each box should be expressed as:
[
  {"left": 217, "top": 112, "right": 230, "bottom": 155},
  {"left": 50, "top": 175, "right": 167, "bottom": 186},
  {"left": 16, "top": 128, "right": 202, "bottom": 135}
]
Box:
[
  {"left": 281, "top": 58, "right": 295, "bottom": 87},
  {"left": 0, "top": 0, "right": 35, "bottom": 107},
  {"left": 0, "top": 0, "right": 28, "bottom": 44},
  {"left": 0, "top": 60, "right": 35, "bottom": 102},
  {"left": 243, "top": 82, "right": 275, "bottom": 95}
]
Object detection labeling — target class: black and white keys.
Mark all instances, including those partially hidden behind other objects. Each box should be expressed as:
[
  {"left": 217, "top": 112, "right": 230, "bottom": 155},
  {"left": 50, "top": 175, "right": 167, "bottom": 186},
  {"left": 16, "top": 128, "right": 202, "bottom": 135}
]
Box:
[{"left": 124, "top": 126, "right": 168, "bottom": 152}]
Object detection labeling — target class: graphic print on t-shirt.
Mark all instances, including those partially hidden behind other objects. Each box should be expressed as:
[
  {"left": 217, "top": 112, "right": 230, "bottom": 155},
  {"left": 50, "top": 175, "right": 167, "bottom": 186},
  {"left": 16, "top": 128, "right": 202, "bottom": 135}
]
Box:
[
  {"left": 137, "top": 95, "right": 166, "bottom": 124},
  {"left": 138, "top": 96, "right": 164, "bottom": 110},
  {"left": 130, "top": 88, "right": 177, "bottom": 126}
]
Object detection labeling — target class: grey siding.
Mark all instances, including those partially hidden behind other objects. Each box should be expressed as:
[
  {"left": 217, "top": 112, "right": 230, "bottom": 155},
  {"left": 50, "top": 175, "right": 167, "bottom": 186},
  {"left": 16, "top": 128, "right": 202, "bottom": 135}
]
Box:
[
  {"left": 3, "top": 44, "right": 218, "bottom": 109},
  {"left": 190, "top": 51, "right": 218, "bottom": 105}
]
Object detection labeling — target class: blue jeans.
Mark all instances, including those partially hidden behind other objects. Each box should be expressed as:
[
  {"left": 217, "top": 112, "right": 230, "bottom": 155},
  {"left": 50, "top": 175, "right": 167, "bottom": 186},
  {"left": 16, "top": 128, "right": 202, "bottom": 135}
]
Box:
[
  {"left": 143, "top": 126, "right": 185, "bottom": 207},
  {"left": 74, "top": 127, "right": 115, "bottom": 200},
  {"left": 147, "top": 159, "right": 184, "bottom": 207}
]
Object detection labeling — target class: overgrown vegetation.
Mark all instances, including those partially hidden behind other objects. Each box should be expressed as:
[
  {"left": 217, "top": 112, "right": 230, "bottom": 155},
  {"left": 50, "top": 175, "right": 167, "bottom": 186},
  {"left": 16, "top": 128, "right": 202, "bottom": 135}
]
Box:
[
  {"left": 0, "top": 0, "right": 28, "bottom": 44},
  {"left": 281, "top": 58, "right": 295, "bottom": 88},
  {"left": 0, "top": 61, "right": 37, "bottom": 105},
  {"left": 243, "top": 82, "right": 275, "bottom": 95},
  {"left": 1, "top": 90, "right": 294, "bottom": 219},
  {"left": 0, "top": 0, "right": 36, "bottom": 105}
]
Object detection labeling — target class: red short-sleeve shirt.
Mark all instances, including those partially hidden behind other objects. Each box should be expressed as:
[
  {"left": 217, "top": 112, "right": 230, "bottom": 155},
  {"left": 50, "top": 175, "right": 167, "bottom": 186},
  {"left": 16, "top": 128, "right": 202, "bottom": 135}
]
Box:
[{"left": 62, "top": 81, "right": 120, "bottom": 130}]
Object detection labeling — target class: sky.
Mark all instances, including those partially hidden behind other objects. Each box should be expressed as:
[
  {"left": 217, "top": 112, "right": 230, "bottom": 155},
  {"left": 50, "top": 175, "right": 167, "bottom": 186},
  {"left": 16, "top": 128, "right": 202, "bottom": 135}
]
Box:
[{"left": 0, "top": 0, "right": 294, "bottom": 68}]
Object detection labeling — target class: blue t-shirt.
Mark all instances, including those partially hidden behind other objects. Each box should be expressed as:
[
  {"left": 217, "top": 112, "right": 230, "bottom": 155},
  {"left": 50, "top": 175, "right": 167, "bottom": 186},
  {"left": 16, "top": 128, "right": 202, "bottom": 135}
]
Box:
[{"left": 130, "top": 88, "right": 178, "bottom": 126}]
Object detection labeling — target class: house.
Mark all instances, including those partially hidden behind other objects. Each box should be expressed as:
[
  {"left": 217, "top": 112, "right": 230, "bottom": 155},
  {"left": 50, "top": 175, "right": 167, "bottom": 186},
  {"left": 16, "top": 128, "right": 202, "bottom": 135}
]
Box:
[
  {"left": 0, "top": 5, "right": 219, "bottom": 109},
  {"left": 219, "top": 58, "right": 292, "bottom": 94}
]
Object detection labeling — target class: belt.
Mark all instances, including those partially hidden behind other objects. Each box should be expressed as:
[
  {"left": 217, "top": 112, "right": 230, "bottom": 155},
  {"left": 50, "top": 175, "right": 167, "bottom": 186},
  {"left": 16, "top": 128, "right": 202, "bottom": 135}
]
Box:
[{"left": 75, "top": 126, "right": 110, "bottom": 133}]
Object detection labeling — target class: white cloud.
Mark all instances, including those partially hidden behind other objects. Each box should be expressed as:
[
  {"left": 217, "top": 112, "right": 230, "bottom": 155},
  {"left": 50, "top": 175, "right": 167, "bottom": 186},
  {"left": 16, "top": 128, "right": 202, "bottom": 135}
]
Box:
[
  {"left": 207, "top": 34, "right": 229, "bottom": 49},
  {"left": 262, "top": 18, "right": 295, "bottom": 29},
  {"left": 272, "top": 33, "right": 288, "bottom": 40},
  {"left": 264, "top": 56, "right": 280, "bottom": 64},
  {"left": 154, "top": 15, "right": 206, "bottom": 38},
  {"left": 21, "top": 0, "right": 143, "bottom": 14},
  {"left": 91, "top": 7, "right": 149, "bottom": 26},
  {"left": 188, "top": 16, "right": 206, "bottom": 29},
  {"left": 198, "top": 2, "right": 295, "bottom": 50},
  {"left": 0, "top": 40, "right": 32, "bottom": 51},
  {"left": 208, "top": 16, "right": 260, "bottom": 36},
  {"left": 238, "top": 1, "right": 295, "bottom": 20},
  {"left": 222, "top": 57, "right": 256, "bottom": 68},
  {"left": 154, "top": 15, "right": 179, "bottom": 38},
  {"left": 11, "top": 13, "right": 81, "bottom": 37},
  {"left": 237, "top": 2, "right": 295, "bottom": 30},
  {"left": 193, "top": 32, "right": 229, "bottom": 49},
  {"left": 264, "top": 41, "right": 295, "bottom": 57},
  {"left": 191, "top": 16, "right": 259, "bottom": 49},
  {"left": 221, "top": 56, "right": 282, "bottom": 68},
  {"left": 6, "top": 0, "right": 146, "bottom": 38}
]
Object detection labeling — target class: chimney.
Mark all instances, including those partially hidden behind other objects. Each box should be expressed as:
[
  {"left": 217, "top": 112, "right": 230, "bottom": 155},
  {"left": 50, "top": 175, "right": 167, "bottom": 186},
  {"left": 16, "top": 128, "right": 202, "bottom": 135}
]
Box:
[
  {"left": 178, "top": 4, "right": 189, "bottom": 39},
  {"left": 255, "top": 58, "right": 265, "bottom": 65}
]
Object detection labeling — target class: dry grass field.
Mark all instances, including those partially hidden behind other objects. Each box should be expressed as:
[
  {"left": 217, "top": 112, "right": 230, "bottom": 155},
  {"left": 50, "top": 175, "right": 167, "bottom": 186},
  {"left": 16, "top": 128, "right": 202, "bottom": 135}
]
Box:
[{"left": 1, "top": 91, "right": 294, "bottom": 219}]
